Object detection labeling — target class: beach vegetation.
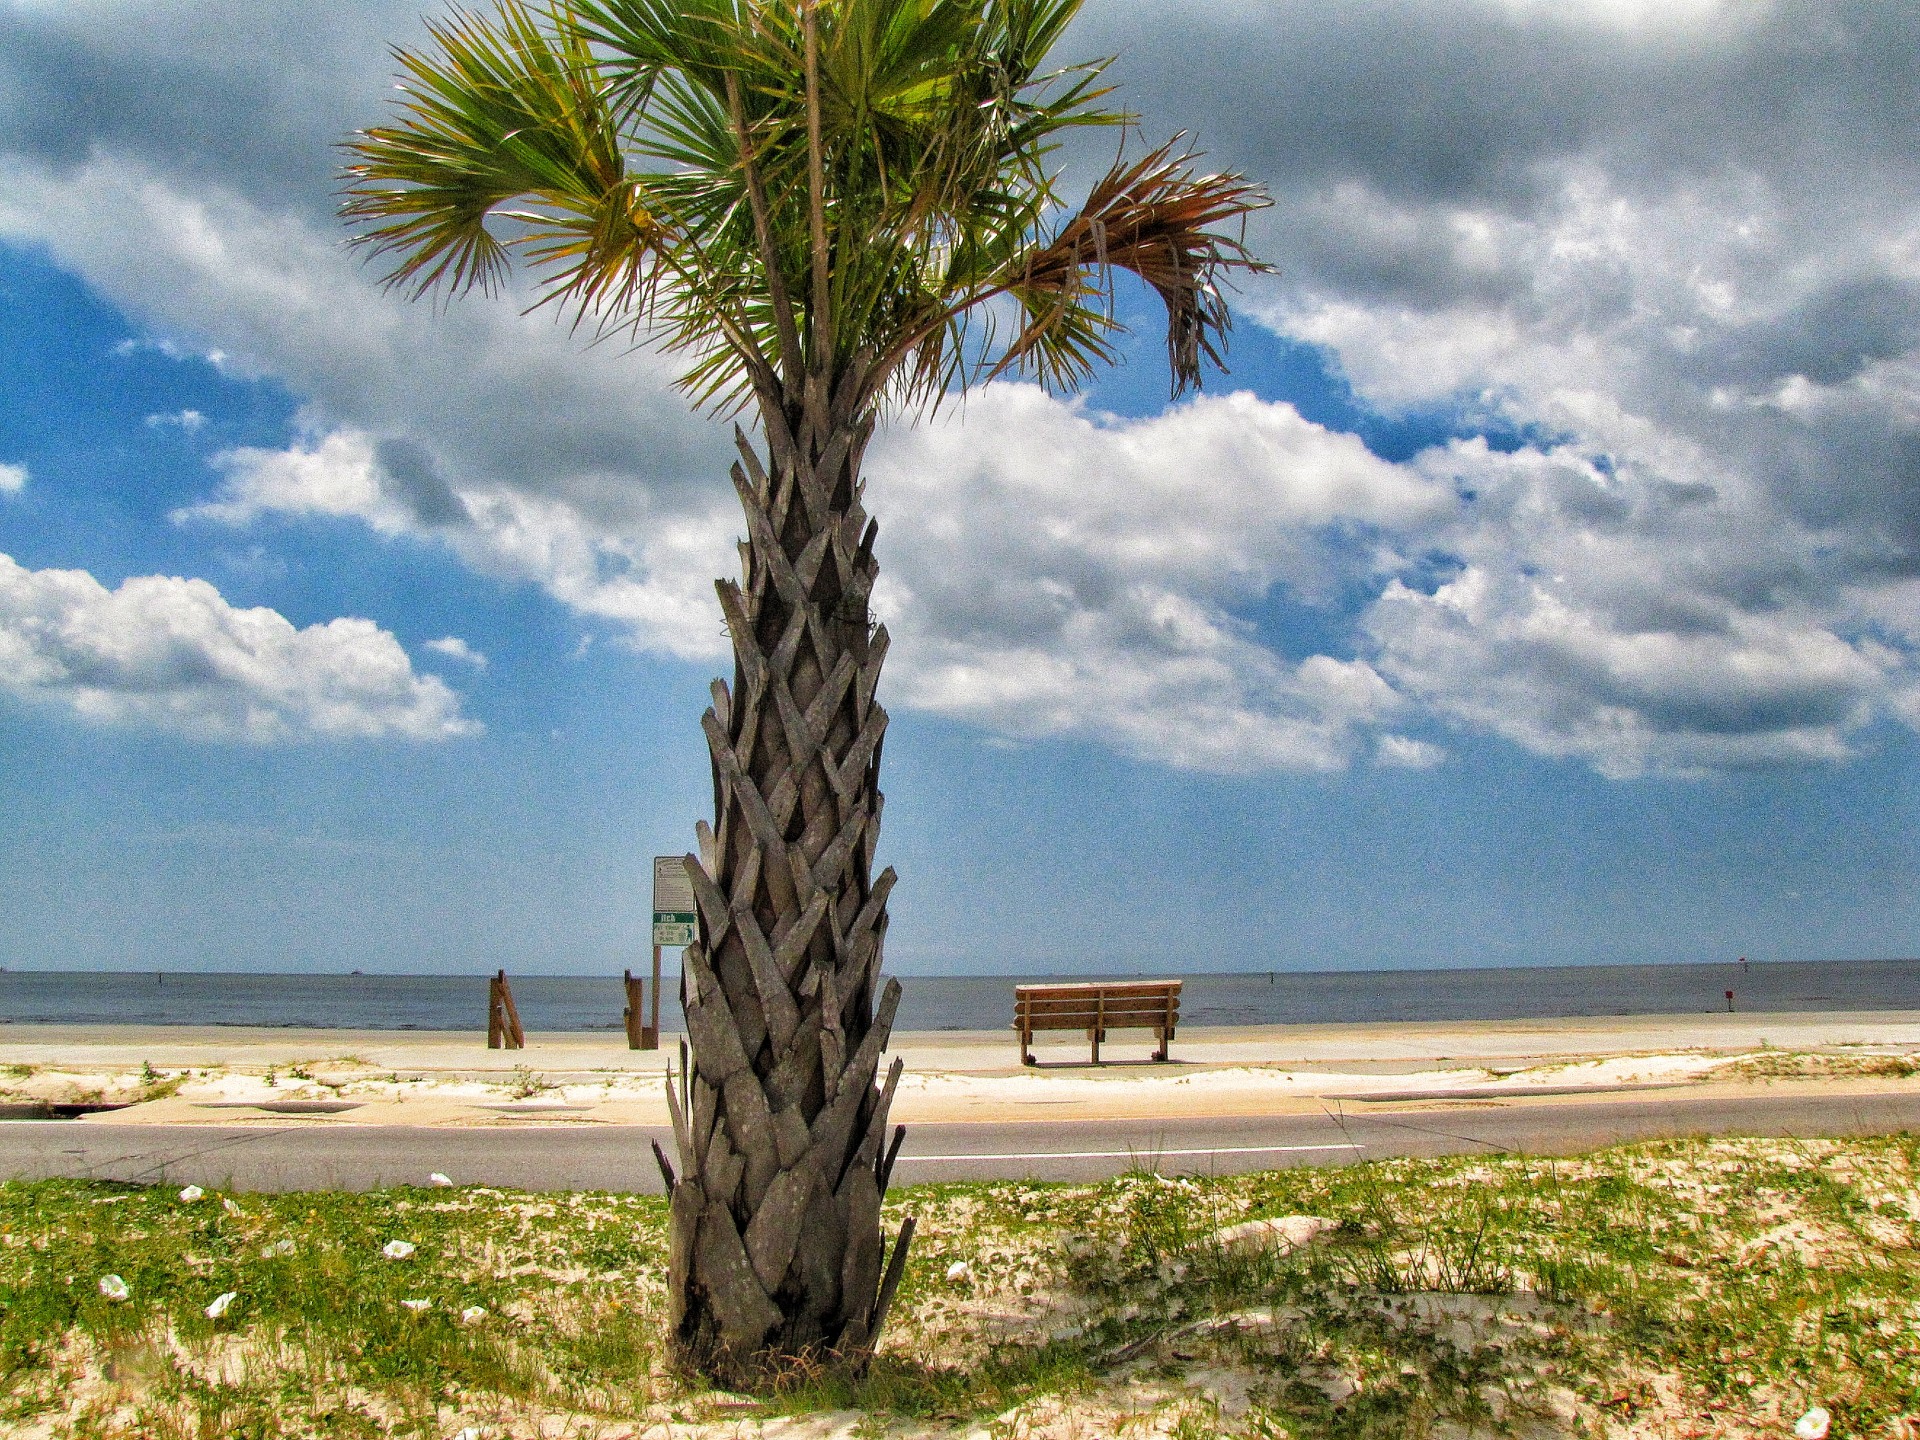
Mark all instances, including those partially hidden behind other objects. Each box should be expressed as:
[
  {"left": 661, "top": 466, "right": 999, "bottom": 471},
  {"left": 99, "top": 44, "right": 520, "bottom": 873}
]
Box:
[
  {"left": 3, "top": 1135, "right": 1918, "bottom": 1436},
  {"left": 504, "top": 1066, "right": 554, "bottom": 1101},
  {"left": 339, "top": 0, "right": 1268, "bottom": 1383}
]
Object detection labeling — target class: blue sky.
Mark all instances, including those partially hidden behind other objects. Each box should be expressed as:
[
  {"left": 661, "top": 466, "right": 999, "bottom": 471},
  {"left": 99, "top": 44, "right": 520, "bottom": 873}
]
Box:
[{"left": 2, "top": 0, "right": 1918, "bottom": 976}]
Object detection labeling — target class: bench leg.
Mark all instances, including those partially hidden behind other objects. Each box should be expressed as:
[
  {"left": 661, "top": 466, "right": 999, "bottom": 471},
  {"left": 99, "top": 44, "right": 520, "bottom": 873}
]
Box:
[
  {"left": 1089, "top": 1027, "right": 1101, "bottom": 1065},
  {"left": 1020, "top": 1029, "right": 1034, "bottom": 1066},
  {"left": 1154, "top": 1026, "right": 1169, "bottom": 1062}
]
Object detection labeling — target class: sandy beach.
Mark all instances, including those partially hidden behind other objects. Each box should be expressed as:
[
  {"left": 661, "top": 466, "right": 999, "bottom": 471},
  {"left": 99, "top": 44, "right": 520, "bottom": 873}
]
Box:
[{"left": 3, "top": 1008, "right": 1917, "bottom": 1129}]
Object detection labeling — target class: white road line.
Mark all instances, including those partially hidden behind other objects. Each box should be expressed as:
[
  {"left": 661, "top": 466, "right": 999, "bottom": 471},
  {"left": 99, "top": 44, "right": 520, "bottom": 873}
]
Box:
[{"left": 903, "top": 1143, "right": 1364, "bottom": 1162}]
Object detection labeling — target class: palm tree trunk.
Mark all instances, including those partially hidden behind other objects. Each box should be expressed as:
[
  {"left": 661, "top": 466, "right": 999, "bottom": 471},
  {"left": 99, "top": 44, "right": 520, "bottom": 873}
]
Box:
[{"left": 662, "top": 396, "right": 912, "bottom": 1381}]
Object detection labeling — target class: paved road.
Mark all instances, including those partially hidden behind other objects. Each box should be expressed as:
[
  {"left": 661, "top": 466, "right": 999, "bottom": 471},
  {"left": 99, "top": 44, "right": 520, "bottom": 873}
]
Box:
[{"left": 3, "top": 1090, "right": 1916, "bottom": 1192}]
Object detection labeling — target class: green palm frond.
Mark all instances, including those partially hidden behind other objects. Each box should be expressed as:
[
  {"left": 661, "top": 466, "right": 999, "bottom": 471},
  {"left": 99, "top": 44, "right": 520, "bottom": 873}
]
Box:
[
  {"left": 341, "top": 2, "right": 631, "bottom": 300},
  {"left": 340, "top": 0, "right": 1269, "bottom": 417}
]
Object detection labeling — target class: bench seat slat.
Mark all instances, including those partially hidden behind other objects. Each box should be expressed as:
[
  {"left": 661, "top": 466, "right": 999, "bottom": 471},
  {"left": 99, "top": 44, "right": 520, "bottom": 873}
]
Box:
[{"left": 1017, "top": 1004, "right": 1180, "bottom": 1023}]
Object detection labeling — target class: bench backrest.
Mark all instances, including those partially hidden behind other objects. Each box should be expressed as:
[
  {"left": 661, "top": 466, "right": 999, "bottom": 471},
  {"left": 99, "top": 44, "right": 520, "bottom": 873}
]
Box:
[{"left": 1014, "top": 980, "right": 1181, "bottom": 1031}]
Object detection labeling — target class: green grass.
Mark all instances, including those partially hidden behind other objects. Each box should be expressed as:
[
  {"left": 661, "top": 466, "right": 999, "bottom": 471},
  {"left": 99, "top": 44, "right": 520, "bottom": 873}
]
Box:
[{"left": 3, "top": 1136, "right": 1918, "bottom": 1436}]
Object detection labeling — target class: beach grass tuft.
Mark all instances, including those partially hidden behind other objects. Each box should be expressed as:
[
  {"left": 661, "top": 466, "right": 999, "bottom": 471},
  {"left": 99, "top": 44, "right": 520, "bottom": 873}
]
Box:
[{"left": 3, "top": 1135, "right": 1917, "bottom": 1436}]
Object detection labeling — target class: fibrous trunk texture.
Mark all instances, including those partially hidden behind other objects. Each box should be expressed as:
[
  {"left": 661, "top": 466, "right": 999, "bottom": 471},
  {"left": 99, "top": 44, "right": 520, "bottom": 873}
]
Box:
[{"left": 662, "top": 397, "right": 911, "bottom": 1383}]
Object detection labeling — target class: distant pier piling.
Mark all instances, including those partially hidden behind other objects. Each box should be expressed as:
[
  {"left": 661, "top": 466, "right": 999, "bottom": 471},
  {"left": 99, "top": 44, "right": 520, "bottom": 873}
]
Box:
[
  {"left": 624, "top": 969, "right": 647, "bottom": 1050},
  {"left": 488, "top": 970, "right": 525, "bottom": 1049}
]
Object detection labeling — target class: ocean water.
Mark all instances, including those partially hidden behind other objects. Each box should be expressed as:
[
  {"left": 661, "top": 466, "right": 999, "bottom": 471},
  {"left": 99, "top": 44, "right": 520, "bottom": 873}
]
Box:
[{"left": 0, "top": 959, "right": 1914, "bottom": 1032}]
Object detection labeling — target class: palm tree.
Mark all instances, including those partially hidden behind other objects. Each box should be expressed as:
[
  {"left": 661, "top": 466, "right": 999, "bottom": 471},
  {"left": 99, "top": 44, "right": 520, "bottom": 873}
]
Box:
[{"left": 342, "top": 0, "right": 1267, "bottom": 1382}]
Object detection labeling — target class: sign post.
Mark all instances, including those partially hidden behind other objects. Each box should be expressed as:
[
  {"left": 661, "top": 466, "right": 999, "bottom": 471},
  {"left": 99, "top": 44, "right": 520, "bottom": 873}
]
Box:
[{"left": 648, "top": 855, "right": 697, "bottom": 1050}]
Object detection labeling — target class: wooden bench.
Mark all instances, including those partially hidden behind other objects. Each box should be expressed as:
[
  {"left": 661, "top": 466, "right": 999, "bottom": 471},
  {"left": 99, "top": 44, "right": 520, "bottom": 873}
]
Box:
[{"left": 1013, "top": 980, "right": 1181, "bottom": 1065}]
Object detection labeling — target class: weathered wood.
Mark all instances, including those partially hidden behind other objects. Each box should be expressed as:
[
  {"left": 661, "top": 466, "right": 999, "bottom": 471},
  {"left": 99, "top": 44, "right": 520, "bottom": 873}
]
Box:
[
  {"left": 734, "top": 910, "right": 800, "bottom": 1055},
  {"left": 702, "top": 1123, "right": 745, "bottom": 1207},
  {"left": 487, "top": 971, "right": 525, "bottom": 1050},
  {"left": 668, "top": 1177, "right": 704, "bottom": 1332},
  {"left": 770, "top": 891, "right": 829, "bottom": 978},
  {"left": 877, "top": 1124, "right": 906, "bottom": 1193},
  {"left": 690, "top": 1072, "right": 716, "bottom": 1174},
  {"left": 664, "top": 1063, "right": 693, "bottom": 1171},
  {"left": 624, "top": 969, "right": 646, "bottom": 1050},
  {"left": 499, "top": 972, "right": 524, "bottom": 1046},
  {"left": 650, "top": 1138, "right": 677, "bottom": 1192},
  {"left": 855, "top": 625, "right": 889, "bottom": 715},
  {"left": 720, "top": 1068, "right": 781, "bottom": 1205},
  {"left": 868, "top": 1213, "right": 917, "bottom": 1349},
  {"left": 696, "top": 1197, "right": 782, "bottom": 1354},
  {"left": 672, "top": 409, "right": 908, "bottom": 1383},
  {"left": 836, "top": 1163, "right": 883, "bottom": 1344},
  {"left": 772, "top": 1103, "right": 810, "bottom": 1169},
  {"left": 1014, "top": 980, "right": 1181, "bottom": 1065},
  {"left": 771, "top": 891, "right": 830, "bottom": 980},
  {"left": 743, "top": 1164, "right": 813, "bottom": 1291},
  {"left": 682, "top": 992, "right": 750, "bottom": 1087},
  {"left": 792, "top": 1169, "right": 847, "bottom": 1334},
  {"left": 686, "top": 856, "right": 736, "bottom": 954}
]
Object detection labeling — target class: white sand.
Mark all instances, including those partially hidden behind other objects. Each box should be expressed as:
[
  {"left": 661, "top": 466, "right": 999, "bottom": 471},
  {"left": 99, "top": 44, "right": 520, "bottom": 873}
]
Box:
[{"left": 3, "top": 1009, "right": 1917, "bottom": 1127}]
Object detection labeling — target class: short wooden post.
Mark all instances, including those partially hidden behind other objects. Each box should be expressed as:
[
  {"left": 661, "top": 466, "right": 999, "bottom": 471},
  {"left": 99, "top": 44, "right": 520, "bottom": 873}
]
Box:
[
  {"left": 489, "top": 969, "right": 525, "bottom": 1049},
  {"left": 624, "top": 968, "right": 647, "bottom": 1049},
  {"left": 642, "top": 943, "right": 662, "bottom": 1050}
]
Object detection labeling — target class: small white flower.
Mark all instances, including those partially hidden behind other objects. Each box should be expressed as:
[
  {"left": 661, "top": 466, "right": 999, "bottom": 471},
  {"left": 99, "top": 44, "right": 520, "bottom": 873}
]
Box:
[
  {"left": 401, "top": 1297, "right": 432, "bottom": 1313},
  {"left": 261, "top": 1239, "right": 297, "bottom": 1259},
  {"left": 1795, "top": 1407, "right": 1831, "bottom": 1440},
  {"left": 453, "top": 1428, "right": 483, "bottom": 1440},
  {"left": 428, "top": 1172, "right": 454, "bottom": 1188},
  {"left": 945, "top": 1261, "right": 973, "bottom": 1283},
  {"left": 460, "top": 1305, "right": 487, "bottom": 1325},
  {"left": 382, "top": 1240, "right": 416, "bottom": 1261},
  {"left": 221, "top": 1198, "right": 243, "bottom": 1217},
  {"left": 205, "top": 1291, "right": 237, "bottom": 1320},
  {"left": 98, "top": 1275, "right": 130, "bottom": 1302},
  {"left": 178, "top": 1185, "right": 205, "bottom": 1203}
]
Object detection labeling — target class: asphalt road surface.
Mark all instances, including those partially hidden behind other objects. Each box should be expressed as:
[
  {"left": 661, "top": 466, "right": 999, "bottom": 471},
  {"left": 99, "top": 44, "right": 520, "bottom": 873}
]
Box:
[{"left": 2, "top": 1090, "right": 1916, "bottom": 1193}]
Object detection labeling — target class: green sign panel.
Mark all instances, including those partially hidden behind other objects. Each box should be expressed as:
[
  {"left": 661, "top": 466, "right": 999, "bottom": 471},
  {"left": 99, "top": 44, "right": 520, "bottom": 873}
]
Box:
[
  {"left": 652, "top": 856, "right": 697, "bottom": 947},
  {"left": 652, "top": 913, "right": 696, "bottom": 946}
]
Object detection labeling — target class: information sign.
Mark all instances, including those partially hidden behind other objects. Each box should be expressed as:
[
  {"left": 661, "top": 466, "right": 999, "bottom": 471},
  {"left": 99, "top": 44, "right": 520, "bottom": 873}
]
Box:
[{"left": 652, "top": 855, "right": 697, "bottom": 947}]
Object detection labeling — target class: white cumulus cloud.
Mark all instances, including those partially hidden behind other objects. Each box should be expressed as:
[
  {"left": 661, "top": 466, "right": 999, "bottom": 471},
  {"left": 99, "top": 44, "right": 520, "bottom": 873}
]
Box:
[
  {"left": 1376, "top": 734, "right": 1447, "bottom": 770},
  {"left": 865, "top": 385, "right": 1441, "bottom": 771},
  {"left": 145, "top": 409, "right": 206, "bottom": 433},
  {"left": 0, "top": 462, "right": 25, "bottom": 493},
  {"left": 0, "top": 552, "right": 477, "bottom": 742},
  {"left": 424, "top": 635, "right": 486, "bottom": 668},
  {"left": 183, "top": 426, "right": 735, "bottom": 662}
]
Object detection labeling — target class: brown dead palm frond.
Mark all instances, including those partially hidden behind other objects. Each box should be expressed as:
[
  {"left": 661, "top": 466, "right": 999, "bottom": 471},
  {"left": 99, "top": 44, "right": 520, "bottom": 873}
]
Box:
[{"left": 987, "top": 139, "right": 1273, "bottom": 394}]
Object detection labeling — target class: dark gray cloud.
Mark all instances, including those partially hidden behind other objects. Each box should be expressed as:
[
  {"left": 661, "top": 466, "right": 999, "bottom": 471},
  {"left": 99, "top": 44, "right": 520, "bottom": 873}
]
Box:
[
  {"left": 1077, "top": 1, "right": 1920, "bottom": 212},
  {"left": 0, "top": 3, "right": 416, "bottom": 213},
  {"left": 373, "top": 438, "right": 470, "bottom": 529}
]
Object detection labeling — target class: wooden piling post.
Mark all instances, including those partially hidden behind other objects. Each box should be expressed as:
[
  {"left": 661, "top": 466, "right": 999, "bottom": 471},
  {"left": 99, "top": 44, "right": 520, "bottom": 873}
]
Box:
[
  {"left": 489, "top": 969, "right": 525, "bottom": 1049},
  {"left": 642, "top": 943, "right": 662, "bottom": 1050},
  {"left": 624, "top": 968, "right": 647, "bottom": 1050}
]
